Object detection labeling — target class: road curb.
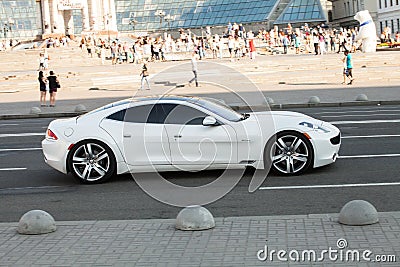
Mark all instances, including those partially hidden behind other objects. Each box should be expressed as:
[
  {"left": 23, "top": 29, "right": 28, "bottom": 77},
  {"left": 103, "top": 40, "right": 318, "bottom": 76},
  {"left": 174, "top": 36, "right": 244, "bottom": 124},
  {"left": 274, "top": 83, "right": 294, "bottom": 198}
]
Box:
[{"left": 1, "top": 100, "right": 400, "bottom": 120}]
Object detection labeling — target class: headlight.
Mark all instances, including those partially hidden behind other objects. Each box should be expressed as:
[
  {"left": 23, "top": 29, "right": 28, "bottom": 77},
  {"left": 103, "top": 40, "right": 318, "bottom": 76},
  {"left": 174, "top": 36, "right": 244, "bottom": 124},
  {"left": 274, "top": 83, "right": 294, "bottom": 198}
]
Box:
[{"left": 299, "top": 121, "right": 330, "bottom": 133}]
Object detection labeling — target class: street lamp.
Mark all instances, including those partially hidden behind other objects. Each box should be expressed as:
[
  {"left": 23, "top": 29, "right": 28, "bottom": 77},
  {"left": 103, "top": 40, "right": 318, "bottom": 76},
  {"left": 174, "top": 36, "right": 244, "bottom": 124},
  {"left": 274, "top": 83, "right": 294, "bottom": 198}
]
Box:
[
  {"left": 164, "top": 14, "right": 175, "bottom": 31},
  {"left": 129, "top": 19, "right": 137, "bottom": 32},
  {"left": 154, "top": 10, "right": 166, "bottom": 30}
]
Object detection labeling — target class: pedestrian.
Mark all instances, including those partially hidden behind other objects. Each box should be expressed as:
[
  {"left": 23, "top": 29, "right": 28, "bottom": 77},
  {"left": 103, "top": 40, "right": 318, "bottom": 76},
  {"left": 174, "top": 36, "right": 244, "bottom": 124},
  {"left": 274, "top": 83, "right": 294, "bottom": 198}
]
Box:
[
  {"left": 100, "top": 44, "right": 106, "bottom": 65},
  {"left": 38, "top": 71, "right": 47, "bottom": 107},
  {"left": 140, "top": 60, "right": 150, "bottom": 90},
  {"left": 342, "top": 51, "right": 354, "bottom": 85},
  {"left": 188, "top": 53, "right": 199, "bottom": 87},
  {"left": 294, "top": 33, "right": 301, "bottom": 54},
  {"left": 282, "top": 34, "right": 289, "bottom": 54},
  {"left": 312, "top": 32, "right": 319, "bottom": 55},
  {"left": 110, "top": 41, "right": 117, "bottom": 65},
  {"left": 47, "top": 70, "right": 60, "bottom": 107},
  {"left": 43, "top": 49, "right": 49, "bottom": 70},
  {"left": 38, "top": 53, "right": 45, "bottom": 70}
]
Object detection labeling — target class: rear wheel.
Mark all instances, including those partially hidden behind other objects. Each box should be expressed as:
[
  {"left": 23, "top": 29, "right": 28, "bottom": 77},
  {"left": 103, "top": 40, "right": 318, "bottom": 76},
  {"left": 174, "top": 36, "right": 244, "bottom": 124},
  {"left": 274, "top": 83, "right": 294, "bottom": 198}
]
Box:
[
  {"left": 68, "top": 140, "right": 116, "bottom": 184},
  {"left": 267, "top": 131, "right": 313, "bottom": 175}
]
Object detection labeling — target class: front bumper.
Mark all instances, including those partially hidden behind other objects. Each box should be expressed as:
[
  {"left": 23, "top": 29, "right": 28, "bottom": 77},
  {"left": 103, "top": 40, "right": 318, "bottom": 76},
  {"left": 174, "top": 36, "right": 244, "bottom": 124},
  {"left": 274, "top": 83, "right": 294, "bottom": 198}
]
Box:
[{"left": 311, "top": 131, "right": 341, "bottom": 168}]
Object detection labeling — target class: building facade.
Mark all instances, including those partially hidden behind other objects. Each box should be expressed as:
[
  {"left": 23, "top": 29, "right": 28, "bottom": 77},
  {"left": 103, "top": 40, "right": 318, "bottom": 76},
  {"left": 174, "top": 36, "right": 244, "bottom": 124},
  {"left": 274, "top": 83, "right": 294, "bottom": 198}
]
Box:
[
  {"left": 1, "top": 0, "right": 330, "bottom": 40},
  {"left": 377, "top": 0, "right": 400, "bottom": 35},
  {"left": 329, "top": 0, "right": 378, "bottom": 29}
]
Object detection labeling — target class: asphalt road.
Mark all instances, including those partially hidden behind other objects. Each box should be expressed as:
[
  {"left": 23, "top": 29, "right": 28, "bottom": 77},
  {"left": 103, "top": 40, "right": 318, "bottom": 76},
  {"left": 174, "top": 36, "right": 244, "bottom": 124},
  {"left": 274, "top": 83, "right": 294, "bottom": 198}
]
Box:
[{"left": 0, "top": 105, "right": 399, "bottom": 222}]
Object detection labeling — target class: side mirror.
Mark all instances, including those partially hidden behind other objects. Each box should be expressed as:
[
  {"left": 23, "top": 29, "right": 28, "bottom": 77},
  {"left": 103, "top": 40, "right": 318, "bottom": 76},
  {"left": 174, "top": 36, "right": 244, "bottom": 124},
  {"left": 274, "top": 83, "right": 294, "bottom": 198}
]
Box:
[{"left": 202, "top": 116, "right": 219, "bottom": 126}]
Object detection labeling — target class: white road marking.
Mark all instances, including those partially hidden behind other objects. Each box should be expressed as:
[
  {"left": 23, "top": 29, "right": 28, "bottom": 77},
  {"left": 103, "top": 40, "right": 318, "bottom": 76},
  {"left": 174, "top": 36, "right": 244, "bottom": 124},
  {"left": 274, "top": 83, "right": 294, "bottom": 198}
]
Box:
[
  {"left": 0, "top": 168, "right": 27, "bottom": 171},
  {"left": 314, "top": 109, "right": 400, "bottom": 115},
  {"left": 0, "top": 133, "right": 44, "bottom": 138},
  {"left": 338, "top": 154, "right": 400, "bottom": 159},
  {"left": 259, "top": 182, "right": 400, "bottom": 190},
  {"left": 0, "top": 148, "right": 42, "bottom": 152},
  {"left": 342, "top": 134, "right": 400, "bottom": 139},
  {"left": 322, "top": 113, "right": 400, "bottom": 118},
  {"left": 0, "top": 124, "right": 19, "bottom": 126},
  {"left": 0, "top": 186, "right": 64, "bottom": 191},
  {"left": 331, "top": 119, "right": 400, "bottom": 125}
]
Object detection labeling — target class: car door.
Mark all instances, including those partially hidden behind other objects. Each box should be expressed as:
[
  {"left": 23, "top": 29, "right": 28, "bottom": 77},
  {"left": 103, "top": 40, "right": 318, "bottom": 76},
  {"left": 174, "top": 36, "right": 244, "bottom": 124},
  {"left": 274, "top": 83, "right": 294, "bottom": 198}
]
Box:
[
  {"left": 100, "top": 104, "right": 171, "bottom": 167},
  {"left": 163, "top": 103, "right": 237, "bottom": 168}
]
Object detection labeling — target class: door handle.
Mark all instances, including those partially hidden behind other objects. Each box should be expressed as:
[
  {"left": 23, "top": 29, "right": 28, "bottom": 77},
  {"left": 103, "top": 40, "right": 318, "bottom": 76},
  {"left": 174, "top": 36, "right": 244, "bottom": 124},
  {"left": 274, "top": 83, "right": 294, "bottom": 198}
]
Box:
[
  {"left": 174, "top": 135, "right": 182, "bottom": 138},
  {"left": 123, "top": 134, "right": 132, "bottom": 138}
]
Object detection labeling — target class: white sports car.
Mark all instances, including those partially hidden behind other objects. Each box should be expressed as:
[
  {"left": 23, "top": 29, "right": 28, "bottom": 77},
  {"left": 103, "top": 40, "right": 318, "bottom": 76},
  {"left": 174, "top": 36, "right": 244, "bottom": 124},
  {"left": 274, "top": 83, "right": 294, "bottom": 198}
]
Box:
[{"left": 42, "top": 96, "right": 341, "bottom": 184}]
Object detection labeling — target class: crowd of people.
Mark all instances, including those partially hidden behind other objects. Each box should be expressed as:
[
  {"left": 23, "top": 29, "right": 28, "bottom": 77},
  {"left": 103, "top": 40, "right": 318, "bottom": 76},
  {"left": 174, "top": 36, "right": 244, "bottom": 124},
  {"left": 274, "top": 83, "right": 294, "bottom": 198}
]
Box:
[{"left": 76, "top": 22, "right": 390, "bottom": 67}]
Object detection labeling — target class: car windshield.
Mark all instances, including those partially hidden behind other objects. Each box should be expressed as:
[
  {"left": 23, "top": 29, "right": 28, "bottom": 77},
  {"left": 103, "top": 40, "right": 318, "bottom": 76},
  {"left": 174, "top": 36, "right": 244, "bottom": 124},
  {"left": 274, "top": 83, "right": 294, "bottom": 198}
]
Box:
[{"left": 195, "top": 98, "right": 244, "bottom": 122}]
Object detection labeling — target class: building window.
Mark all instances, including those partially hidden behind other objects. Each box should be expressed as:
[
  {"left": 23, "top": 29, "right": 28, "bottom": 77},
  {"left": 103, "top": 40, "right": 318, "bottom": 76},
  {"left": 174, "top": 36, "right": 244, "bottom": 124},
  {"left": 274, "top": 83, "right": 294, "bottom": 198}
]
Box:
[
  {"left": 397, "top": 19, "right": 400, "bottom": 32},
  {"left": 391, "top": 20, "right": 394, "bottom": 34},
  {"left": 390, "top": 0, "right": 393, "bottom": 6},
  {"left": 385, "top": 0, "right": 387, "bottom": 7},
  {"left": 379, "top": 0, "right": 382, "bottom": 8},
  {"left": 344, "top": 3, "right": 347, "bottom": 16},
  {"left": 380, "top": 21, "right": 383, "bottom": 33}
]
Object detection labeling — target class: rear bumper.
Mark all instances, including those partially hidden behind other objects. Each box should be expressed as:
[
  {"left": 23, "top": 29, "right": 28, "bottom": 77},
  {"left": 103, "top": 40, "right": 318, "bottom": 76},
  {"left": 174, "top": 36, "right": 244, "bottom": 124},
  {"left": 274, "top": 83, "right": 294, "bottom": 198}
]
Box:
[{"left": 42, "top": 139, "right": 69, "bottom": 174}]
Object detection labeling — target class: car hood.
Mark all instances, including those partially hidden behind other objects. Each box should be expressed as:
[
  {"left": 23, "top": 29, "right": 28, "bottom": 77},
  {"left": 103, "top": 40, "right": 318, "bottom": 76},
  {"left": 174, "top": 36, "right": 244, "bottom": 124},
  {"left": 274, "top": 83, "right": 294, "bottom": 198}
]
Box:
[
  {"left": 247, "top": 110, "right": 330, "bottom": 131},
  {"left": 251, "top": 110, "right": 314, "bottom": 120}
]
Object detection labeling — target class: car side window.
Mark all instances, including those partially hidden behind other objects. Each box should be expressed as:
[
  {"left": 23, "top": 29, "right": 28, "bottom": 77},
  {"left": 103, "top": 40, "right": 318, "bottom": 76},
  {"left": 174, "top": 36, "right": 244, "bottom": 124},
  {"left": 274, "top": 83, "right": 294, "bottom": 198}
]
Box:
[
  {"left": 106, "top": 104, "right": 178, "bottom": 124},
  {"left": 125, "top": 105, "right": 159, "bottom": 123},
  {"left": 106, "top": 109, "right": 126, "bottom": 121},
  {"left": 164, "top": 104, "right": 207, "bottom": 125}
]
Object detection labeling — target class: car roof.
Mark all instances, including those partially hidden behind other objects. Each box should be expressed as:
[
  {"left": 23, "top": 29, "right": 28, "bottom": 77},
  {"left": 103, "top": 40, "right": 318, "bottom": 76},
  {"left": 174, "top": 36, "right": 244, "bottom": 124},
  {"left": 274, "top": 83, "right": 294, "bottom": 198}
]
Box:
[{"left": 134, "top": 95, "right": 199, "bottom": 103}]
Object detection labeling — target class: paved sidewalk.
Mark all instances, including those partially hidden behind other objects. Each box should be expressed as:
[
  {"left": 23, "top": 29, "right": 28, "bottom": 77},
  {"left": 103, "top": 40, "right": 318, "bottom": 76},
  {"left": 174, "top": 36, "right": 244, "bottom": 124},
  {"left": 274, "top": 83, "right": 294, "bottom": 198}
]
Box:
[{"left": 1, "top": 212, "right": 399, "bottom": 266}]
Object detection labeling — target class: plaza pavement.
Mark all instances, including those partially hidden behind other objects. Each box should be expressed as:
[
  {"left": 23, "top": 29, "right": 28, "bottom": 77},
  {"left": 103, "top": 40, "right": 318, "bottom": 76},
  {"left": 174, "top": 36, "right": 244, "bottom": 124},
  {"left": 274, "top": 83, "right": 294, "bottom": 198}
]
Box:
[{"left": 0, "top": 43, "right": 399, "bottom": 266}]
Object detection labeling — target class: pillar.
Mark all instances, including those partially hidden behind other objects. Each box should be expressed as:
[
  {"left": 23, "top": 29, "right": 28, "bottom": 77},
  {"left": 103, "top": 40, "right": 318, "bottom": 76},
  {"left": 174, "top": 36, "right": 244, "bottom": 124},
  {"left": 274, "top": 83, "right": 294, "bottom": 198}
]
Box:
[
  {"left": 89, "top": 0, "right": 99, "bottom": 31},
  {"left": 108, "top": 0, "right": 118, "bottom": 31},
  {"left": 82, "top": 0, "right": 90, "bottom": 31},
  {"left": 64, "top": 10, "right": 74, "bottom": 36},
  {"left": 42, "top": 0, "right": 51, "bottom": 34},
  {"left": 49, "top": 0, "right": 59, "bottom": 33}
]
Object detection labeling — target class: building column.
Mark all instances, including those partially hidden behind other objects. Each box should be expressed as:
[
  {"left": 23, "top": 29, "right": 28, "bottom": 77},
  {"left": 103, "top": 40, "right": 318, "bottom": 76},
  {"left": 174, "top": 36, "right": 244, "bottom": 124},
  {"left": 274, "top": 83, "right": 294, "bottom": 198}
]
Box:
[
  {"left": 82, "top": 0, "right": 90, "bottom": 31},
  {"left": 101, "top": 0, "right": 109, "bottom": 30},
  {"left": 108, "top": 0, "right": 118, "bottom": 31},
  {"left": 49, "top": 0, "right": 59, "bottom": 33},
  {"left": 89, "top": 0, "right": 99, "bottom": 31},
  {"left": 42, "top": 0, "right": 51, "bottom": 34},
  {"left": 57, "top": 9, "right": 66, "bottom": 33},
  {"left": 64, "top": 10, "right": 74, "bottom": 36}
]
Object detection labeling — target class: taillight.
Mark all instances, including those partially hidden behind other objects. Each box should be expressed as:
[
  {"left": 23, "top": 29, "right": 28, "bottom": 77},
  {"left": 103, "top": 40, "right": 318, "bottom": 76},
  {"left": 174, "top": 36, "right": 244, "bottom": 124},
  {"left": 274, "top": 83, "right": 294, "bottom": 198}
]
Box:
[{"left": 46, "top": 129, "right": 58, "bottom": 140}]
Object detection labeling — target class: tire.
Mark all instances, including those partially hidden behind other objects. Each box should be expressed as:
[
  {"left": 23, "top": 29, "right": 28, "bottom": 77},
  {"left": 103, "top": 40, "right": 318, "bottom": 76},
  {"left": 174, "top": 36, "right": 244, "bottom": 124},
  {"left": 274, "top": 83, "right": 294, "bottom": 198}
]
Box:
[
  {"left": 266, "top": 131, "right": 313, "bottom": 175},
  {"left": 68, "top": 140, "right": 116, "bottom": 184}
]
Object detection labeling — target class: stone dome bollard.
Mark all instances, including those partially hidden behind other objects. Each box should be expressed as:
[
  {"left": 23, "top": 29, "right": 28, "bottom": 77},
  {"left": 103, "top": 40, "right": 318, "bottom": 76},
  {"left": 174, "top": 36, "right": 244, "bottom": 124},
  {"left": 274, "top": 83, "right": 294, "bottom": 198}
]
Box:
[
  {"left": 30, "top": 107, "right": 41, "bottom": 114},
  {"left": 175, "top": 205, "right": 215, "bottom": 231},
  {"left": 74, "top": 104, "right": 87, "bottom": 112},
  {"left": 308, "top": 96, "right": 321, "bottom": 104},
  {"left": 17, "top": 210, "right": 56, "bottom": 235},
  {"left": 338, "top": 200, "right": 379, "bottom": 226},
  {"left": 356, "top": 94, "right": 368, "bottom": 101}
]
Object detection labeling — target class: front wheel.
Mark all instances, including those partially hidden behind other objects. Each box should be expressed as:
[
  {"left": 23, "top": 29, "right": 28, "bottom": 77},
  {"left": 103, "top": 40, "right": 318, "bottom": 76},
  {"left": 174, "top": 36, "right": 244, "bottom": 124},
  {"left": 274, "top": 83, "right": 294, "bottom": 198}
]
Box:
[
  {"left": 68, "top": 140, "right": 116, "bottom": 184},
  {"left": 267, "top": 131, "right": 313, "bottom": 175}
]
